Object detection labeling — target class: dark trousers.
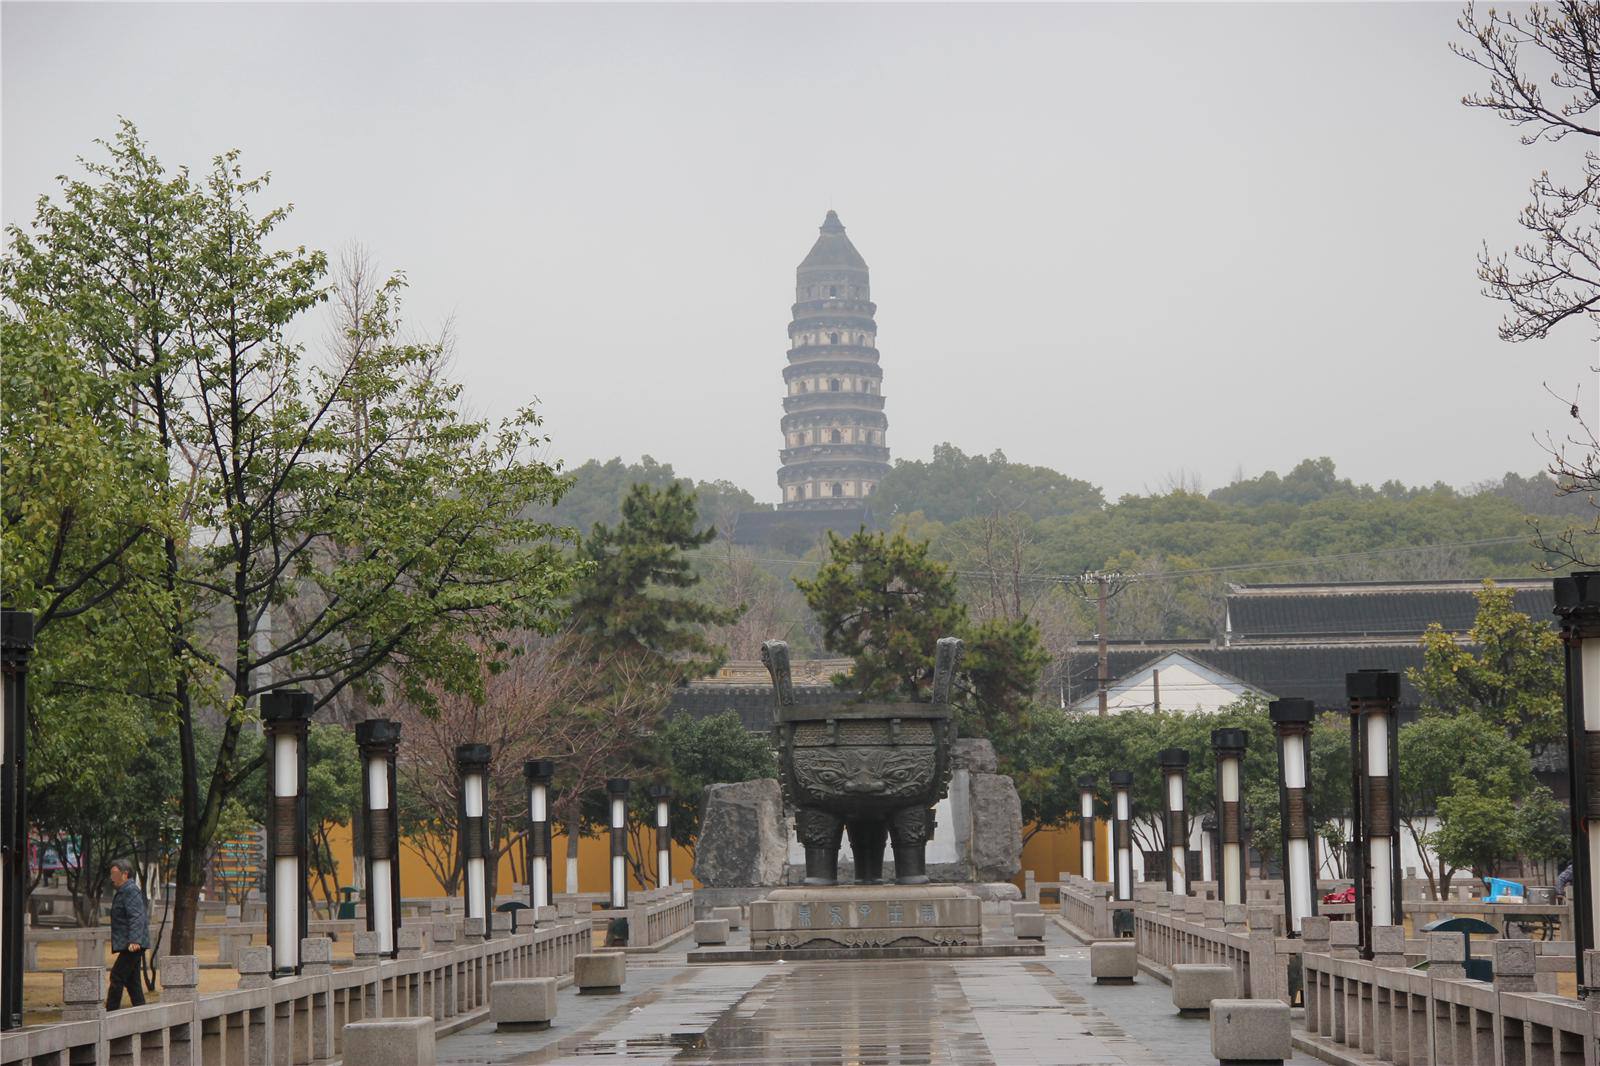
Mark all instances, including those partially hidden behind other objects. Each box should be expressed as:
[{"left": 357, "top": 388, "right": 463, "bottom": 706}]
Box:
[{"left": 106, "top": 949, "right": 145, "bottom": 1010}]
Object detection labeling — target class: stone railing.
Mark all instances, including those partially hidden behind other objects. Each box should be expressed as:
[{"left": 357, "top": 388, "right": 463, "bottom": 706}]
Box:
[
  {"left": 1300, "top": 930, "right": 1591, "bottom": 1065},
  {"left": 578, "top": 884, "right": 695, "bottom": 950},
  {"left": 0, "top": 913, "right": 590, "bottom": 1066}
]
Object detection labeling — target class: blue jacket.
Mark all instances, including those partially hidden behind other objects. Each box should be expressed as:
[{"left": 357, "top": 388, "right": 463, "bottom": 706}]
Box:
[{"left": 109, "top": 880, "right": 149, "bottom": 953}]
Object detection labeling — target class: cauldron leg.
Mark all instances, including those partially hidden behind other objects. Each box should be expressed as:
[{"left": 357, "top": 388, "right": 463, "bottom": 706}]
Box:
[
  {"left": 890, "top": 807, "right": 935, "bottom": 885},
  {"left": 846, "top": 821, "right": 888, "bottom": 884},
  {"left": 795, "top": 809, "right": 844, "bottom": 885}
]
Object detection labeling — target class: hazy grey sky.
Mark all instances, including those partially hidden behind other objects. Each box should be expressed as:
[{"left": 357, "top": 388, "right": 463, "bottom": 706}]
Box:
[{"left": 6, "top": 2, "right": 1595, "bottom": 504}]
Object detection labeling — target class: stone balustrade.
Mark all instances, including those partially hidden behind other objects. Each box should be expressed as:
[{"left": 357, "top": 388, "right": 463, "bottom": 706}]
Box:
[{"left": 0, "top": 916, "right": 590, "bottom": 1066}]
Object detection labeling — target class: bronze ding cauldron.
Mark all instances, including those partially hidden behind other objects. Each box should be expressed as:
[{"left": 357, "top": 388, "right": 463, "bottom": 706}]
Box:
[{"left": 760, "top": 637, "right": 962, "bottom": 885}]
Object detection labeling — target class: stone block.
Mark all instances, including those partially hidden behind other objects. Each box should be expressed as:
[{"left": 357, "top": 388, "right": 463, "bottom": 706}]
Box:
[
  {"left": 1013, "top": 912, "right": 1046, "bottom": 940},
  {"left": 463, "top": 917, "right": 486, "bottom": 940},
  {"left": 575, "top": 952, "right": 626, "bottom": 994},
  {"left": 237, "top": 945, "right": 272, "bottom": 989},
  {"left": 1089, "top": 939, "right": 1138, "bottom": 984},
  {"left": 750, "top": 885, "right": 982, "bottom": 950},
  {"left": 159, "top": 955, "right": 199, "bottom": 1001},
  {"left": 1171, "top": 963, "right": 1237, "bottom": 1014},
  {"left": 1427, "top": 930, "right": 1466, "bottom": 980},
  {"left": 490, "top": 911, "right": 513, "bottom": 938},
  {"left": 342, "top": 1017, "right": 437, "bottom": 1066},
  {"left": 1222, "top": 904, "right": 1247, "bottom": 931},
  {"left": 535, "top": 906, "right": 557, "bottom": 923},
  {"left": 711, "top": 906, "right": 742, "bottom": 930},
  {"left": 693, "top": 779, "right": 788, "bottom": 887},
  {"left": 432, "top": 920, "right": 457, "bottom": 946},
  {"left": 491, "top": 977, "right": 558, "bottom": 1031},
  {"left": 1010, "top": 900, "right": 1041, "bottom": 917},
  {"left": 1371, "top": 925, "right": 1407, "bottom": 967},
  {"left": 694, "top": 919, "right": 730, "bottom": 946},
  {"left": 1210, "top": 998, "right": 1291, "bottom": 1064},
  {"left": 300, "top": 936, "right": 333, "bottom": 974},
  {"left": 353, "top": 930, "right": 382, "bottom": 960},
  {"left": 1494, "top": 938, "right": 1537, "bottom": 992},
  {"left": 1329, "top": 921, "right": 1360, "bottom": 959},
  {"left": 60, "top": 967, "right": 103, "bottom": 1020},
  {"left": 397, "top": 926, "right": 424, "bottom": 959}
]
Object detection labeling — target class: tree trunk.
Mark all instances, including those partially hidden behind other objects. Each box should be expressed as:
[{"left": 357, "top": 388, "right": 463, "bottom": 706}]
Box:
[
  {"left": 168, "top": 858, "right": 204, "bottom": 957},
  {"left": 566, "top": 809, "right": 581, "bottom": 894}
]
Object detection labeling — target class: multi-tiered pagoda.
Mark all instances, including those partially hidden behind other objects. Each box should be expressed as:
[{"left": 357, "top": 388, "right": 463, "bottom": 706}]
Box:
[{"left": 776, "top": 211, "right": 890, "bottom": 510}]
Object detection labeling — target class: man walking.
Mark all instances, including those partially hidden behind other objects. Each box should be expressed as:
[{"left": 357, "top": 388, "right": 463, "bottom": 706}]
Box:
[{"left": 106, "top": 858, "right": 149, "bottom": 1010}]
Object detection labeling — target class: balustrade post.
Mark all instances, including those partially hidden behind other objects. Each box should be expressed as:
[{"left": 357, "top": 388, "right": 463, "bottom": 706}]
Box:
[
  {"left": 607, "top": 778, "right": 631, "bottom": 909},
  {"left": 356, "top": 719, "right": 403, "bottom": 957},
  {"left": 1556, "top": 572, "right": 1600, "bottom": 995},
  {"left": 263, "top": 688, "right": 313, "bottom": 974},
  {"left": 1111, "top": 770, "right": 1134, "bottom": 905},
  {"left": 648, "top": 784, "right": 673, "bottom": 889},
  {"left": 456, "top": 743, "right": 493, "bottom": 937},
  {"left": 0, "top": 609, "right": 33, "bottom": 1032},
  {"left": 1078, "top": 775, "right": 1097, "bottom": 882},
  {"left": 524, "top": 759, "right": 555, "bottom": 916},
  {"left": 1158, "top": 749, "right": 1190, "bottom": 896},
  {"left": 1347, "top": 670, "right": 1402, "bottom": 959},
  {"left": 1212, "top": 728, "right": 1248, "bottom": 906},
  {"left": 1270, "top": 697, "right": 1318, "bottom": 936}
]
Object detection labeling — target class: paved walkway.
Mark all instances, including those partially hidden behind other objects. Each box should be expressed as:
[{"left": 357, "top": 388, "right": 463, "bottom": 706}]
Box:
[{"left": 434, "top": 917, "right": 1321, "bottom": 1065}]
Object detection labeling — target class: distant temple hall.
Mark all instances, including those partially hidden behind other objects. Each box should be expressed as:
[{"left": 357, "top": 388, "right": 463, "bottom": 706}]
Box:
[{"left": 777, "top": 210, "right": 890, "bottom": 508}]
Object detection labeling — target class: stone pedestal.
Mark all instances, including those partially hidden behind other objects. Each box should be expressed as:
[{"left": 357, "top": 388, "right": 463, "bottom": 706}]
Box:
[{"left": 750, "top": 885, "right": 980, "bottom": 951}]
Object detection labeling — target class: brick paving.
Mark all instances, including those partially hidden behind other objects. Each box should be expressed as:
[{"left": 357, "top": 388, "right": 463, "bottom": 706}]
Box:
[{"left": 434, "top": 915, "right": 1319, "bottom": 1064}]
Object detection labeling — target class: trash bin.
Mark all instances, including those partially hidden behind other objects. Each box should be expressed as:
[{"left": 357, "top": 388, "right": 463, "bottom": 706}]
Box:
[{"left": 337, "top": 886, "right": 358, "bottom": 919}]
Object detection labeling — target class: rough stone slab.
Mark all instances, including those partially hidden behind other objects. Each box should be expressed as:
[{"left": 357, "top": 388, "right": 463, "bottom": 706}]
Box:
[
  {"left": 1172, "top": 963, "right": 1237, "bottom": 1013},
  {"left": 694, "top": 919, "right": 730, "bottom": 946},
  {"left": 1211, "top": 998, "right": 1290, "bottom": 1064},
  {"left": 343, "top": 1017, "right": 436, "bottom": 1066},
  {"left": 491, "top": 978, "right": 557, "bottom": 1030},
  {"left": 1013, "top": 912, "right": 1046, "bottom": 940},
  {"left": 969, "top": 772, "right": 1022, "bottom": 882},
  {"left": 1090, "top": 939, "right": 1138, "bottom": 983},
  {"left": 575, "top": 952, "right": 626, "bottom": 994},
  {"left": 711, "top": 906, "right": 742, "bottom": 930},
  {"left": 952, "top": 737, "right": 998, "bottom": 774},
  {"left": 693, "top": 779, "right": 788, "bottom": 887}
]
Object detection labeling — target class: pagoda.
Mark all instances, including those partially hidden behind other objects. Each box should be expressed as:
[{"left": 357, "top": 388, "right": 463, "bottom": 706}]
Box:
[{"left": 777, "top": 211, "right": 890, "bottom": 509}]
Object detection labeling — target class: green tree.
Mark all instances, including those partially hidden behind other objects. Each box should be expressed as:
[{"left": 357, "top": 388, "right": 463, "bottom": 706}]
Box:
[
  {"left": 1398, "top": 709, "right": 1535, "bottom": 896},
  {"left": 1515, "top": 785, "right": 1571, "bottom": 885},
  {"left": 1408, "top": 581, "right": 1563, "bottom": 745},
  {"left": 795, "top": 529, "right": 967, "bottom": 700},
  {"left": 954, "top": 616, "right": 1049, "bottom": 737},
  {"left": 645, "top": 711, "right": 776, "bottom": 847},
  {"left": 569, "top": 482, "right": 739, "bottom": 679},
  {"left": 5, "top": 124, "right": 581, "bottom": 952},
  {"left": 875, "top": 442, "right": 1104, "bottom": 523},
  {"left": 1432, "top": 769, "right": 1523, "bottom": 880}
]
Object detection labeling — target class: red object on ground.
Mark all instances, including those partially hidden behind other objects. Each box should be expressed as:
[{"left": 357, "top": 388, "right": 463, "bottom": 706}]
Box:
[{"left": 1321, "top": 886, "right": 1356, "bottom": 904}]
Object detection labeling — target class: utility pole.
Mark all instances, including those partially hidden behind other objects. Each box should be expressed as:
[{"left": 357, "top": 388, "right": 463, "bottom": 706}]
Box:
[{"left": 1075, "top": 570, "right": 1129, "bottom": 717}]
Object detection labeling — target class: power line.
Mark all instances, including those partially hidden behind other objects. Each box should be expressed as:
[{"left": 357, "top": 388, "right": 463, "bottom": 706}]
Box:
[{"left": 732, "top": 532, "right": 1537, "bottom": 584}]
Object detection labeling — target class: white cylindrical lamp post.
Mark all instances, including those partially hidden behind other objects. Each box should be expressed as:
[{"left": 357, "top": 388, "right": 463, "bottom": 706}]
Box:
[
  {"left": 1078, "top": 775, "right": 1097, "bottom": 882},
  {"left": 1212, "top": 727, "right": 1248, "bottom": 906},
  {"left": 355, "top": 719, "right": 402, "bottom": 956},
  {"left": 1, "top": 609, "right": 34, "bottom": 1031},
  {"left": 1269, "top": 697, "right": 1318, "bottom": 935},
  {"left": 1158, "top": 748, "right": 1191, "bottom": 897},
  {"left": 1557, "top": 572, "right": 1600, "bottom": 992},
  {"left": 648, "top": 785, "right": 672, "bottom": 889},
  {"left": 262, "top": 688, "right": 313, "bottom": 975},
  {"left": 456, "top": 743, "right": 492, "bottom": 936},
  {"left": 1347, "top": 669, "right": 1402, "bottom": 958},
  {"left": 1110, "top": 770, "right": 1134, "bottom": 901},
  {"left": 524, "top": 759, "right": 555, "bottom": 915},
  {"left": 607, "top": 779, "right": 631, "bottom": 908}
]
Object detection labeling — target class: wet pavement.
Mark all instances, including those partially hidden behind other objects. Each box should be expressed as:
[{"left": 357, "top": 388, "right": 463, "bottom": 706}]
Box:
[{"left": 434, "top": 916, "right": 1319, "bottom": 1065}]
